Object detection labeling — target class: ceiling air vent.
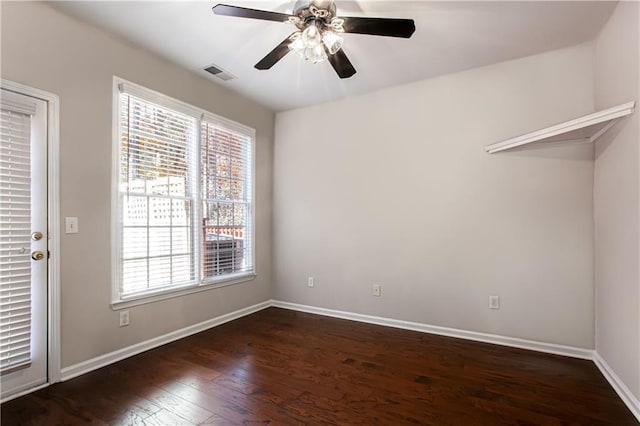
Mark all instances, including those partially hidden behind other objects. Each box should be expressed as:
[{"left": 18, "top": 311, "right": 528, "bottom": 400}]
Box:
[{"left": 204, "top": 64, "right": 236, "bottom": 81}]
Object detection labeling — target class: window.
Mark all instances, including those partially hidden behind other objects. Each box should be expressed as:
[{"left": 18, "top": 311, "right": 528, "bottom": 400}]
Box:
[{"left": 113, "top": 78, "right": 254, "bottom": 305}]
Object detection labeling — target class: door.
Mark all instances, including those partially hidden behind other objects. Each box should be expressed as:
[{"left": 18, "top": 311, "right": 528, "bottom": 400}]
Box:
[{"left": 0, "top": 88, "right": 48, "bottom": 399}]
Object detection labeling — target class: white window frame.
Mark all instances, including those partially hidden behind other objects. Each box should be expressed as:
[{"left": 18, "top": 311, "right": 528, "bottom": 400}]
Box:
[{"left": 111, "top": 77, "right": 256, "bottom": 310}]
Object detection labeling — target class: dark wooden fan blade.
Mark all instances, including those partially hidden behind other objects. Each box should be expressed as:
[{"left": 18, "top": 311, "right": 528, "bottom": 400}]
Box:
[
  {"left": 212, "top": 4, "right": 291, "bottom": 22},
  {"left": 341, "top": 16, "right": 416, "bottom": 38},
  {"left": 255, "top": 34, "right": 296, "bottom": 70},
  {"left": 326, "top": 48, "right": 356, "bottom": 79}
]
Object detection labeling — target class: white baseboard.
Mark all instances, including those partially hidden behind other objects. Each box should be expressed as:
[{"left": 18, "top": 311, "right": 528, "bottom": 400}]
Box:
[
  {"left": 60, "top": 300, "right": 271, "bottom": 381},
  {"left": 60, "top": 298, "right": 594, "bottom": 384},
  {"left": 1, "top": 382, "right": 50, "bottom": 404},
  {"left": 593, "top": 352, "right": 640, "bottom": 422},
  {"left": 271, "top": 300, "right": 594, "bottom": 360}
]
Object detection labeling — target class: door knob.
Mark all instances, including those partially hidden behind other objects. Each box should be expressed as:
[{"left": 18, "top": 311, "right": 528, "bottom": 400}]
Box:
[
  {"left": 31, "top": 251, "right": 45, "bottom": 261},
  {"left": 31, "top": 231, "right": 43, "bottom": 241}
]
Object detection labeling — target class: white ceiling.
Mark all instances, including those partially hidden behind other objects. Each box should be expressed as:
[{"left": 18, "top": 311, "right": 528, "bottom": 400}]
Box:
[{"left": 51, "top": 1, "right": 616, "bottom": 111}]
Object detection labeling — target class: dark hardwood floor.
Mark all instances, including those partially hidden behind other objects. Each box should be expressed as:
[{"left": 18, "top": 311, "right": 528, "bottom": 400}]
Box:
[{"left": 1, "top": 307, "right": 636, "bottom": 425}]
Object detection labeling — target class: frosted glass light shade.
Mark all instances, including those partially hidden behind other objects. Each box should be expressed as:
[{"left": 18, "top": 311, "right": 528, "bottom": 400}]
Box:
[
  {"left": 289, "top": 32, "right": 306, "bottom": 56},
  {"left": 322, "top": 30, "right": 344, "bottom": 55},
  {"left": 305, "top": 44, "right": 327, "bottom": 63},
  {"left": 302, "top": 25, "right": 322, "bottom": 48}
]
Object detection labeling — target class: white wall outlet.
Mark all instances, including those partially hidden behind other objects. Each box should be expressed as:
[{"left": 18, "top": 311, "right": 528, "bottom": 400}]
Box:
[
  {"left": 307, "top": 276, "right": 314, "bottom": 287},
  {"left": 65, "top": 217, "right": 79, "bottom": 234},
  {"left": 489, "top": 295, "right": 500, "bottom": 310},
  {"left": 372, "top": 284, "right": 381, "bottom": 297},
  {"left": 119, "top": 310, "right": 130, "bottom": 327}
]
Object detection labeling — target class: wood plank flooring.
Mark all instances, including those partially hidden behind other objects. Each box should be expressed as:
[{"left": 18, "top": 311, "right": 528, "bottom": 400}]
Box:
[{"left": 1, "top": 307, "right": 636, "bottom": 425}]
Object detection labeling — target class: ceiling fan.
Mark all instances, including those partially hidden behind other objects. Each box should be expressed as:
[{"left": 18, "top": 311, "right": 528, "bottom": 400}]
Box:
[{"left": 212, "top": 0, "right": 416, "bottom": 79}]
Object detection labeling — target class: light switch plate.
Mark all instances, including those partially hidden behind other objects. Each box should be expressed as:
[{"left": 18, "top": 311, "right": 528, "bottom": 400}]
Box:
[
  {"left": 65, "top": 217, "right": 79, "bottom": 234},
  {"left": 489, "top": 295, "right": 500, "bottom": 310}
]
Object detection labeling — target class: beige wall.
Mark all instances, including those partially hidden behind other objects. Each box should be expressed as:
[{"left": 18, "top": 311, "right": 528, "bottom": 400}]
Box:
[
  {"left": 0, "top": 2, "right": 274, "bottom": 368},
  {"left": 4, "top": 0, "right": 632, "bottom": 377},
  {"left": 594, "top": 1, "right": 640, "bottom": 398},
  {"left": 274, "top": 43, "right": 596, "bottom": 348}
]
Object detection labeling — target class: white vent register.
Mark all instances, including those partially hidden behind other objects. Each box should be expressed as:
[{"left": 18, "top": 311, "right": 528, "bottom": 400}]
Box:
[{"left": 486, "top": 101, "right": 635, "bottom": 154}]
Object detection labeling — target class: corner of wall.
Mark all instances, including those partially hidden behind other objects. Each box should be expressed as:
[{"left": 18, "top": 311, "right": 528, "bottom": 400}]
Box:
[{"left": 593, "top": 0, "right": 640, "bottom": 402}]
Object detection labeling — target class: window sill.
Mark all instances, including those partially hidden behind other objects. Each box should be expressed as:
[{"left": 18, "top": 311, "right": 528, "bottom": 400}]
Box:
[{"left": 111, "top": 272, "right": 256, "bottom": 311}]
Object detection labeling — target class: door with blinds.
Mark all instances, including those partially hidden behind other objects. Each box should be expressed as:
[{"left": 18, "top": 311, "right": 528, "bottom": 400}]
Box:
[{"left": 0, "top": 88, "right": 48, "bottom": 399}]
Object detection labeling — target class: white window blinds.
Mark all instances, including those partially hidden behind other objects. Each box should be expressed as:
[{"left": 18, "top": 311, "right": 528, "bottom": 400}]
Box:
[
  {"left": 119, "top": 93, "right": 197, "bottom": 297},
  {"left": 0, "top": 102, "right": 35, "bottom": 372},
  {"left": 115, "top": 79, "right": 255, "bottom": 303},
  {"left": 201, "top": 122, "right": 253, "bottom": 279}
]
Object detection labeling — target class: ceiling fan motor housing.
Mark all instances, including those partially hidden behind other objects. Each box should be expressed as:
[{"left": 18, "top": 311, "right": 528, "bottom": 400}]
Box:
[{"left": 292, "top": 0, "right": 337, "bottom": 28}]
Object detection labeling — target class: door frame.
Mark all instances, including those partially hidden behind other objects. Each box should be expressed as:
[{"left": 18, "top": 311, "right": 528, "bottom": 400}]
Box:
[{"left": 1, "top": 79, "right": 61, "bottom": 397}]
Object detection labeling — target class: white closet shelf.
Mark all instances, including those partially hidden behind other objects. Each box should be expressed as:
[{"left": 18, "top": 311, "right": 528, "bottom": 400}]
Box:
[{"left": 486, "top": 101, "right": 635, "bottom": 154}]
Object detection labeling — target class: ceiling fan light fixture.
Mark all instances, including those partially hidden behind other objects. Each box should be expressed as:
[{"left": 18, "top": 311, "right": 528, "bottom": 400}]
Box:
[
  {"left": 289, "top": 32, "right": 305, "bottom": 55},
  {"left": 306, "top": 43, "right": 328, "bottom": 63},
  {"left": 322, "top": 30, "right": 343, "bottom": 55},
  {"left": 289, "top": 24, "right": 327, "bottom": 64},
  {"left": 302, "top": 23, "right": 322, "bottom": 48}
]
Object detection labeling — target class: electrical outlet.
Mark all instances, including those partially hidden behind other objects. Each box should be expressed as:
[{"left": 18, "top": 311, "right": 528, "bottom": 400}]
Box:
[
  {"left": 119, "top": 310, "right": 130, "bottom": 327},
  {"left": 307, "top": 276, "right": 314, "bottom": 287},
  {"left": 372, "top": 284, "right": 381, "bottom": 297},
  {"left": 489, "top": 296, "right": 500, "bottom": 310}
]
